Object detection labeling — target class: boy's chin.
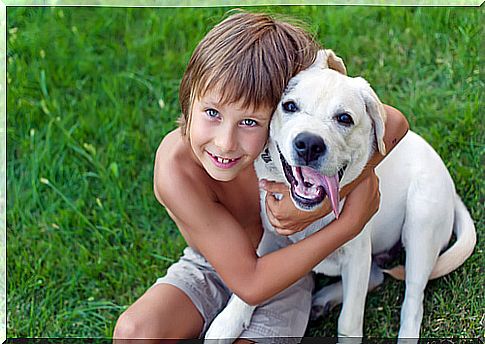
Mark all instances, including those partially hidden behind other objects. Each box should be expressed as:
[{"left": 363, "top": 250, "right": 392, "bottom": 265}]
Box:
[
  {"left": 206, "top": 168, "right": 238, "bottom": 182},
  {"left": 203, "top": 160, "right": 245, "bottom": 182}
]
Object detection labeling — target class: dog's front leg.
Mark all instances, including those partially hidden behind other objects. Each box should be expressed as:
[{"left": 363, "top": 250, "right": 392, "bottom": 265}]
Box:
[
  {"left": 338, "top": 232, "right": 372, "bottom": 339},
  {"left": 204, "top": 294, "right": 256, "bottom": 344}
]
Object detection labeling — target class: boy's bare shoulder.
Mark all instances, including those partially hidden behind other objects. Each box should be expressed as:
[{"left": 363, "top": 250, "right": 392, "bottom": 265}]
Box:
[
  {"left": 156, "top": 129, "right": 192, "bottom": 174},
  {"left": 154, "top": 128, "right": 215, "bottom": 207}
]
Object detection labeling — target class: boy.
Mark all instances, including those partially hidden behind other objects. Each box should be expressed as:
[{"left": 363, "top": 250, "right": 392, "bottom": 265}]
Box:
[{"left": 114, "top": 11, "right": 408, "bottom": 340}]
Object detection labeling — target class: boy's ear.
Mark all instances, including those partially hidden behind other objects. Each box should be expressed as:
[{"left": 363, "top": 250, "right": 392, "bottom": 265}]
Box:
[{"left": 312, "top": 49, "right": 347, "bottom": 75}]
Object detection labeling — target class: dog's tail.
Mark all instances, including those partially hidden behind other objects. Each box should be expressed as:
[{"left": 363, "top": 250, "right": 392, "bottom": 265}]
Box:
[{"left": 383, "top": 195, "right": 476, "bottom": 281}]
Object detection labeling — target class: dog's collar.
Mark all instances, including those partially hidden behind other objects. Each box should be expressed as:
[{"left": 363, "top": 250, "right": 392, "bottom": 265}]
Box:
[{"left": 261, "top": 148, "right": 272, "bottom": 163}]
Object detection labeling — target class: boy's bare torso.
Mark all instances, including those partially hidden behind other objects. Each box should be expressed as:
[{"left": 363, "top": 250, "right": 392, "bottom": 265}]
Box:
[{"left": 154, "top": 128, "right": 263, "bottom": 251}]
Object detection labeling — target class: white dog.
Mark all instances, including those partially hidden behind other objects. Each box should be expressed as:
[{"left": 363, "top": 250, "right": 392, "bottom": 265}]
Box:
[{"left": 205, "top": 50, "right": 476, "bottom": 341}]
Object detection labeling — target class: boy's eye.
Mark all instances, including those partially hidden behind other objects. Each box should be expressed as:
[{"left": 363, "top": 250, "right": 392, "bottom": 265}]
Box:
[
  {"left": 206, "top": 108, "right": 219, "bottom": 118},
  {"left": 241, "top": 119, "right": 257, "bottom": 127}
]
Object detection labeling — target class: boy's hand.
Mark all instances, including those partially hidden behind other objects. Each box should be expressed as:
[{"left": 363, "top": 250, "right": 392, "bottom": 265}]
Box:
[
  {"left": 339, "top": 170, "right": 381, "bottom": 239},
  {"left": 260, "top": 179, "right": 333, "bottom": 236}
]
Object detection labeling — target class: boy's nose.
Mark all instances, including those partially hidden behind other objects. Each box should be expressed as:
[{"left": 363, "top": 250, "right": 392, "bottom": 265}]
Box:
[{"left": 214, "top": 126, "right": 237, "bottom": 152}]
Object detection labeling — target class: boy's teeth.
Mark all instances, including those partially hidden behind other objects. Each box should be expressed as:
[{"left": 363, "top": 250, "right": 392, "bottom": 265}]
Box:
[{"left": 217, "top": 157, "right": 231, "bottom": 164}]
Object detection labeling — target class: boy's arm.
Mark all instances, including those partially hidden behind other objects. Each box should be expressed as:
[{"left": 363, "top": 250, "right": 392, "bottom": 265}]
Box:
[
  {"left": 156, "top": 158, "right": 379, "bottom": 306},
  {"left": 263, "top": 104, "right": 409, "bottom": 234}
]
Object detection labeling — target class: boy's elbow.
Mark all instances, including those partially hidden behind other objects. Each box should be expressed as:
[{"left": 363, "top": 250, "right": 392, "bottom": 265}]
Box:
[
  {"left": 395, "top": 107, "right": 409, "bottom": 132},
  {"left": 153, "top": 182, "right": 163, "bottom": 204},
  {"left": 396, "top": 109, "right": 410, "bottom": 144},
  {"left": 234, "top": 292, "right": 260, "bottom": 306},
  {"left": 385, "top": 105, "right": 409, "bottom": 132},
  {"left": 232, "top": 285, "right": 265, "bottom": 306}
]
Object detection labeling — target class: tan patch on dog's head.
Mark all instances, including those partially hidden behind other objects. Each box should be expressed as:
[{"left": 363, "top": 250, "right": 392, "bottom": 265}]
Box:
[
  {"left": 325, "top": 49, "right": 347, "bottom": 75},
  {"left": 311, "top": 49, "right": 347, "bottom": 75}
]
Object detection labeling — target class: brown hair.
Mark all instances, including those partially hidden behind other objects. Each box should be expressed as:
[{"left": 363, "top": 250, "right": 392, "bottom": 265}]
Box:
[{"left": 178, "top": 10, "right": 320, "bottom": 135}]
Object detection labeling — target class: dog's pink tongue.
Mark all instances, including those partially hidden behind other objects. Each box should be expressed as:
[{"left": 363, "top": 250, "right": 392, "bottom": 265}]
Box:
[{"left": 301, "top": 167, "right": 341, "bottom": 218}]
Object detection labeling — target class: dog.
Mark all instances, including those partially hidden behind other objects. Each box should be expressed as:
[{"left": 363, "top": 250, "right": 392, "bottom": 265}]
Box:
[{"left": 204, "top": 50, "right": 476, "bottom": 340}]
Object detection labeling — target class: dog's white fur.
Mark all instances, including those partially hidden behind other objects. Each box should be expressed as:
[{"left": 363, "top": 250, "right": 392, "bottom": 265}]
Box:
[{"left": 204, "top": 50, "right": 476, "bottom": 341}]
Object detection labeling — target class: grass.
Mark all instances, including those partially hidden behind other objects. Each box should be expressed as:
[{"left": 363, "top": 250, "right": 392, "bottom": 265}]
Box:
[{"left": 7, "top": 5, "right": 483, "bottom": 338}]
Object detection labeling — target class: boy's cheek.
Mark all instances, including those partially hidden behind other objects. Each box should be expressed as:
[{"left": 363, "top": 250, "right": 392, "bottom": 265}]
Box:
[{"left": 251, "top": 130, "right": 270, "bottom": 154}]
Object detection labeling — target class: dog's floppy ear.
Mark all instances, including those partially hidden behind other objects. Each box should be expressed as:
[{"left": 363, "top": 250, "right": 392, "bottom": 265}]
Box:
[
  {"left": 356, "top": 77, "right": 387, "bottom": 155},
  {"left": 312, "top": 49, "right": 347, "bottom": 75}
]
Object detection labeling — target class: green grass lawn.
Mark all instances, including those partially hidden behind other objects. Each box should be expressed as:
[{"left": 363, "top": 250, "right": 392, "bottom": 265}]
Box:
[{"left": 7, "top": 5, "right": 483, "bottom": 338}]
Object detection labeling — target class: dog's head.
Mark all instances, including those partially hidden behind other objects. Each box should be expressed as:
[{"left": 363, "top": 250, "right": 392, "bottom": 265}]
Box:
[{"left": 267, "top": 50, "right": 386, "bottom": 215}]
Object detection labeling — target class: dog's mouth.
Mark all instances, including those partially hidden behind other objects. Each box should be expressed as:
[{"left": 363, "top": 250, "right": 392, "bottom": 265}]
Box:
[{"left": 278, "top": 145, "right": 346, "bottom": 217}]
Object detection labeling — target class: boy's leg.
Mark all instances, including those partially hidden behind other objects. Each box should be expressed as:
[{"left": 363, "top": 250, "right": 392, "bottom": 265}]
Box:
[
  {"left": 114, "top": 247, "right": 231, "bottom": 340},
  {"left": 113, "top": 283, "right": 204, "bottom": 340},
  {"left": 238, "top": 272, "right": 314, "bottom": 342}
]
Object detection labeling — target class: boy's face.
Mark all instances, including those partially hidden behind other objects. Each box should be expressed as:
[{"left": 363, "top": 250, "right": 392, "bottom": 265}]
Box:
[{"left": 189, "top": 89, "right": 272, "bottom": 182}]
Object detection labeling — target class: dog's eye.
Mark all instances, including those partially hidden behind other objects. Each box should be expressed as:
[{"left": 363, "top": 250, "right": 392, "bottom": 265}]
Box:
[
  {"left": 282, "top": 101, "right": 298, "bottom": 113},
  {"left": 335, "top": 113, "right": 354, "bottom": 126}
]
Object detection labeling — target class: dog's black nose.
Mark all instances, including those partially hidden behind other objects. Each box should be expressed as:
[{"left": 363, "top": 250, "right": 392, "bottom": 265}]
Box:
[{"left": 293, "top": 132, "right": 326, "bottom": 164}]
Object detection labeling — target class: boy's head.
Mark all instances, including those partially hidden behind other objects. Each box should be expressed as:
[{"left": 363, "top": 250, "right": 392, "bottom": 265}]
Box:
[{"left": 178, "top": 11, "right": 320, "bottom": 136}]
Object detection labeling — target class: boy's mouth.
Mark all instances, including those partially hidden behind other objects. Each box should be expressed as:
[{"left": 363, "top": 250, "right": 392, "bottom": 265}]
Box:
[
  {"left": 277, "top": 145, "right": 345, "bottom": 217},
  {"left": 207, "top": 151, "right": 241, "bottom": 169}
]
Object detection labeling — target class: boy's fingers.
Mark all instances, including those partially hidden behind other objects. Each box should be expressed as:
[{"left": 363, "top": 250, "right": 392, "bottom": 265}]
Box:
[
  {"left": 265, "top": 196, "right": 301, "bottom": 236},
  {"left": 265, "top": 196, "right": 296, "bottom": 234},
  {"left": 266, "top": 191, "right": 282, "bottom": 210},
  {"left": 259, "top": 180, "right": 289, "bottom": 194},
  {"left": 265, "top": 201, "right": 283, "bottom": 229}
]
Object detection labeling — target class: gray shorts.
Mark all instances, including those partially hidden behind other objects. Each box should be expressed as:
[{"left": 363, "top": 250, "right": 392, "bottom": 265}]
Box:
[{"left": 154, "top": 246, "right": 314, "bottom": 340}]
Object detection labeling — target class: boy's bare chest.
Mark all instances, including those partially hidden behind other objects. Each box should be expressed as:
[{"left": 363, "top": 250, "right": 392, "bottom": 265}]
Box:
[
  {"left": 223, "top": 189, "right": 260, "bottom": 225},
  {"left": 215, "top": 177, "right": 263, "bottom": 245}
]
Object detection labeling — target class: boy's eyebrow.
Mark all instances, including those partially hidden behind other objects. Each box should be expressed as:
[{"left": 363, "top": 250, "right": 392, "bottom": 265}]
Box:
[
  {"left": 199, "top": 98, "right": 220, "bottom": 107},
  {"left": 250, "top": 111, "right": 272, "bottom": 121}
]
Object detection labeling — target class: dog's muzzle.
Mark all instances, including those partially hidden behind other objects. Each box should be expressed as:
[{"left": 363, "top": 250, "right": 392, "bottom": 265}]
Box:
[{"left": 277, "top": 144, "right": 346, "bottom": 216}]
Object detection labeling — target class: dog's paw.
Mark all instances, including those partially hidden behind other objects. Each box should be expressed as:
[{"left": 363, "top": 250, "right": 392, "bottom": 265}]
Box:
[
  {"left": 205, "top": 306, "right": 253, "bottom": 343},
  {"left": 310, "top": 303, "right": 331, "bottom": 321},
  {"left": 204, "top": 337, "right": 237, "bottom": 344},
  {"left": 204, "top": 314, "right": 234, "bottom": 339},
  {"left": 204, "top": 314, "right": 245, "bottom": 344},
  {"left": 204, "top": 339, "right": 236, "bottom": 344},
  {"left": 311, "top": 281, "right": 344, "bottom": 321},
  {"left": 337, "top": 335, "right": 364, "bottom": 344},
  {"left": 204, "top": 294, "right": 256, "bottom": 343}
]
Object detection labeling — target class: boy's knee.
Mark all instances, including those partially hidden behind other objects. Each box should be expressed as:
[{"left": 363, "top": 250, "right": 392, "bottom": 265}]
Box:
[
  {"left": 113, "top": 311, "right": 144, "bottom": 339},
  {"left": 113, "top": 310, "right": 178, "bottom": 340}
]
